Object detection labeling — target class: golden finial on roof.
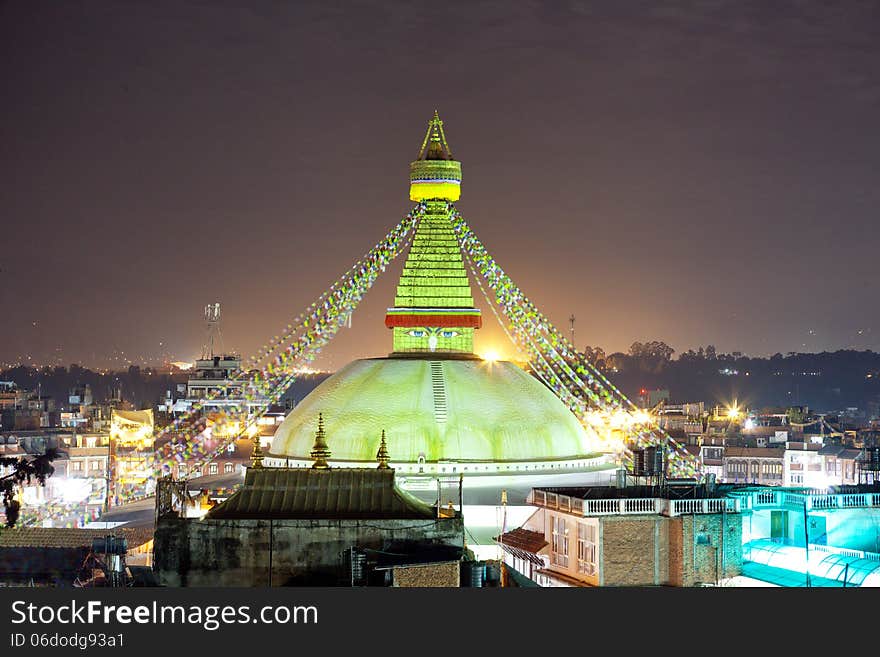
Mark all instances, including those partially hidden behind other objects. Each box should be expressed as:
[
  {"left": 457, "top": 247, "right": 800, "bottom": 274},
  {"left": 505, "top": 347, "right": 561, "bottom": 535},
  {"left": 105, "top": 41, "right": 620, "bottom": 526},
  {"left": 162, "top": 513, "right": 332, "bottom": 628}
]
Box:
[
  {"left": 310, "top": 412, "right": 331, "bottom": 469},
  {"left": 250, "top": 432, "right": 264, "bottom": 469},
  {"left": 417, "top": 110, "right": 453, "bottom": 161},
  {"left": 376, "top": 429, "right": 390, "bottom": 469}
]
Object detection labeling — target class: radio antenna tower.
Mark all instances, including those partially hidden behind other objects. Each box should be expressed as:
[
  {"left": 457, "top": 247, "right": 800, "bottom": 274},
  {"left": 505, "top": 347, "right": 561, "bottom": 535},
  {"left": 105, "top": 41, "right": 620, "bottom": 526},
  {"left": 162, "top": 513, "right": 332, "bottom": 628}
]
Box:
[{"left": 202, "top": 302, "right": 223, "bottom": 359}]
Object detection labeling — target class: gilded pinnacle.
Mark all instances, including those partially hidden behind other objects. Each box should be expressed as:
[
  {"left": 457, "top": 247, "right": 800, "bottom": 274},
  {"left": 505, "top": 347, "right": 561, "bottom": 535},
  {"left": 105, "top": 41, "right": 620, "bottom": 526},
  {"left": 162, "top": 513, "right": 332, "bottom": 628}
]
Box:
[
  {"left": 311, "top": 412, "right": 332, "bottom": 469},
  {"left": 376, "top": 429, "right": 390, "bottom": 469},
  {"left": 417, "top": 110, "right": 453, "bottom": 161},
  {"left": 250, "top": 432, "right": 264, "bottom": 469}
]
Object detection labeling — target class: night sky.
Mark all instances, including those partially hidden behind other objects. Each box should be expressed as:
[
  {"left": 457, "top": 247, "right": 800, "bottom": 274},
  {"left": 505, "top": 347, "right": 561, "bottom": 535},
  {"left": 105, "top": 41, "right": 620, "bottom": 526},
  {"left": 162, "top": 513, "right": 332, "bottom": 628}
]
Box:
[{"left": 3, "top": 1, "right": 879, "bottom": 370}]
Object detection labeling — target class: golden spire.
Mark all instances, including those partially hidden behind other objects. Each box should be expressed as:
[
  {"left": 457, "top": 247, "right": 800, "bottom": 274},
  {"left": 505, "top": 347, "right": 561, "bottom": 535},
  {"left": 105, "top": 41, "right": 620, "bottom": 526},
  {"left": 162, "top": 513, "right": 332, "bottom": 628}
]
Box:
[
  {"left": 310, "top": 412, "right": 331, "bottom": 469},
  {"left": 416, "top": 109, "right": 453, "bottom": 161},
  {"left": 376, "top": 429, "right": 390, "bottom": 469},
  {"left": 250, "top": 432, "right": 264, "bottom": 469}
]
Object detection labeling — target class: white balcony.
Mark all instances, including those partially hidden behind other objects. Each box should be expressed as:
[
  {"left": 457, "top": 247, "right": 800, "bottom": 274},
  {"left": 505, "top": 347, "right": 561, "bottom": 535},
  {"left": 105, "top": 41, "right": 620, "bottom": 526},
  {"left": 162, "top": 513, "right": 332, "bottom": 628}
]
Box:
[{"left": 529, "top": 489, "right": 739, "bottom": 517}]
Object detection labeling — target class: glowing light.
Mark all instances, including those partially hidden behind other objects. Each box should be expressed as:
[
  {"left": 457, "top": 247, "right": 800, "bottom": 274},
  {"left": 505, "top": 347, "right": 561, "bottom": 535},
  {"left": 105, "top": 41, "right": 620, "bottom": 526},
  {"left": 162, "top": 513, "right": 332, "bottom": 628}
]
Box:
[
  {"left": 727, "top": 404, "right": 741, "bottom": 420},
  {"left": 481, "top": 350, "right": 501, "bottom": 363}
]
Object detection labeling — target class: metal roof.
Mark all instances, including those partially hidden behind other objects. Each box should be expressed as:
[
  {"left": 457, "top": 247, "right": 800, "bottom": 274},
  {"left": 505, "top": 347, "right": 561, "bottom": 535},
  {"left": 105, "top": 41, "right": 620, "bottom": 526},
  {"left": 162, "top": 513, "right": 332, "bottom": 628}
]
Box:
[
  {"left": 725, "top": 446, "right": 785, "bottom": 458},
  {"left": 495, "top": 528, "right": 548, "bottom": 555},
  {"left": 205, "top": 467, "right": 440, "bottom": 520}
]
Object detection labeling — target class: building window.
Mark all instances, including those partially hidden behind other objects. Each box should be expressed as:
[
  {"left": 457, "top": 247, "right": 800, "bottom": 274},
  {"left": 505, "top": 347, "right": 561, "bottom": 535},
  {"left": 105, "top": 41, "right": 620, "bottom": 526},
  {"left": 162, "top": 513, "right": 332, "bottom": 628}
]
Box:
[
  {"left": 178, "top": 466, "right": 187, "bottom": 478},
  {"left": 72, "top": 461, "right": 82, "bottom": 471},
  {"left": 577, "top": 522, "right": 597, "bottom": 575},
  {"left": 224, "top": 463, "right": 234, "bottom": 473},
  {"left": 209, "top": 463, "right": 218, "bottom": 475},
  {"left": 91, "top": 460, "right": 102, "bottom": 470},
  {"left": 551, "top": 515, "right": 569, "bottom": 568}
]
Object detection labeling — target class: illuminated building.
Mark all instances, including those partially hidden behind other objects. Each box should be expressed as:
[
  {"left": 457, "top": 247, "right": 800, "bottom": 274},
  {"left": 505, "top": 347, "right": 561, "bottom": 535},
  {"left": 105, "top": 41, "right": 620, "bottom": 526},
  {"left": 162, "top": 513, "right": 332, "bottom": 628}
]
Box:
[
  {"left": 782, "top": 440, "right": 825, "bottom": 487},
  {"left": 109, "top": 409, "right": 155, "bottom": 501},
  {"left": 265, "top": 112, "right": 616, "bottom": 557},
  {"left": 51, "top": 439, "right": 110, "bottom": 518},
  {"left": 500, "top": 483, "right": 742, "bottom": 587},
  {"left": 723, "top": 446, "right": 785, "bottom": 485}
]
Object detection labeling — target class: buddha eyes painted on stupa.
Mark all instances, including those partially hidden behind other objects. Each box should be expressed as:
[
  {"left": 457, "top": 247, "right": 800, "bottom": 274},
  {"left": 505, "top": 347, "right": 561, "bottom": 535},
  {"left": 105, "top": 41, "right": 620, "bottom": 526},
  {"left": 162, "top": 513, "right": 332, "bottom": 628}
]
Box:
[
  {"left": 407, "top": 328, "right": 460, "bottom": 339},
  {"left": 401, "top": 326, "right": 469, "bottom": 352}
]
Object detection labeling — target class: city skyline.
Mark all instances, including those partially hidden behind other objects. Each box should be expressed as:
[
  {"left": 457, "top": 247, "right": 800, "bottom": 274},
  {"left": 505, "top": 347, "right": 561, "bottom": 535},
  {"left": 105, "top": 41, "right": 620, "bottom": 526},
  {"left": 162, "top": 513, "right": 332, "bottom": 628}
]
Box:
[{"left": 3, "top": 2, "right": 880, "bottom": 369}]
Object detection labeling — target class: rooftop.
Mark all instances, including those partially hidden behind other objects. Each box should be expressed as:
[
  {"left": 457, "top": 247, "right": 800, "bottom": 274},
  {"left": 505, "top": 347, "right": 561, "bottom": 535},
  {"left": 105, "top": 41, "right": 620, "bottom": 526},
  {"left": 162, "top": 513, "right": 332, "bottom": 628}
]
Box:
[
  {"left": 0, "top": 526, "right": 153, "bottom": 549},
  {"left": 205, "top": 467, "right": 444, "bottom": 520},
  {"left": 725, "top": 446, "right": 785, "bottom": 458},
  {"left": 534, "top": 483, "right": 720, "bottom": 501}
]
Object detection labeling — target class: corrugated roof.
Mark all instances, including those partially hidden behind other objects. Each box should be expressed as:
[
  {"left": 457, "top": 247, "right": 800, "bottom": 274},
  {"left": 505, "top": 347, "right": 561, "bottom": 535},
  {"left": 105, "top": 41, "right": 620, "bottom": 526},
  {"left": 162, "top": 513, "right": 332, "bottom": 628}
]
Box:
[
  {"left": 0, "top": 526, "right": 153, "bottom": 549},
  {"left": 725, "top": 447, "right": 785, "bottom": 458},
  {"left": 205, "top": 467, "right": 439, "bottom": 520},
  {"left": 495, "top": 528, "right": 547, "bottom": 554}
]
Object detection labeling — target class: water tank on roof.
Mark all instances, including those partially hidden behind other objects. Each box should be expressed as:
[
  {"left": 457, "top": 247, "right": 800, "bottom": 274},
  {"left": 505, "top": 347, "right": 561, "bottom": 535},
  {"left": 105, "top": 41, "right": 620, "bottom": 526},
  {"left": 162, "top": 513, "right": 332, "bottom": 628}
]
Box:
[
  {"left": 632, "top": 446, "right": 663, "bottom": 476},
  {"left": 706, "top": 473, "right": 717, "bottom": 493}
]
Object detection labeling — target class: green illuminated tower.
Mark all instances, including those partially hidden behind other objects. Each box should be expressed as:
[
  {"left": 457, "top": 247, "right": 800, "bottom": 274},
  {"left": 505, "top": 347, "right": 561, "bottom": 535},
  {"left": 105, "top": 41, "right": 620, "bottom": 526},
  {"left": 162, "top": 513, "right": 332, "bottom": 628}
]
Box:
[{"left": 384, "top": 111, "right": 482, "bottom": 354}]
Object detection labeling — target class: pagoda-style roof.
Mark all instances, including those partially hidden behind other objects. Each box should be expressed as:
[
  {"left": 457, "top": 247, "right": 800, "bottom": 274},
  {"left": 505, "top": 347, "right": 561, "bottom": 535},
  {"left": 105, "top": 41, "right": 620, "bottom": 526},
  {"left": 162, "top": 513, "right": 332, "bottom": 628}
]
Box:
[{"left": 204, "top": 467, "right": 439, "bottom": 520}]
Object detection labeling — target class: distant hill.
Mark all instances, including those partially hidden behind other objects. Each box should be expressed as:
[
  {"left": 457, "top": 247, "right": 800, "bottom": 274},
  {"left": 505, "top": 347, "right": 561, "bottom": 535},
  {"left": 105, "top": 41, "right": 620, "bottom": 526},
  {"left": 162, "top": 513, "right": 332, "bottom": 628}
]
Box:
[
  {"left": 598, "top": 348, "right": 880, "bottom": 413},
  {"left": 0, "top": 365, "right": 332, "bottom": 412},
  {"left": 6, "top": 348, "right": 880, "bottom": 416}
]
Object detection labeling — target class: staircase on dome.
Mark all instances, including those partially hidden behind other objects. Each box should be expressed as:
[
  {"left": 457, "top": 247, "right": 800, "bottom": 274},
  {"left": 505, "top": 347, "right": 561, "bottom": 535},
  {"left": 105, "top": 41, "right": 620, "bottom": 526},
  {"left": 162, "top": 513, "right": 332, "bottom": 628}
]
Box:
[{"left": 386, "top": 111, "right": 481, "bottom": 356}]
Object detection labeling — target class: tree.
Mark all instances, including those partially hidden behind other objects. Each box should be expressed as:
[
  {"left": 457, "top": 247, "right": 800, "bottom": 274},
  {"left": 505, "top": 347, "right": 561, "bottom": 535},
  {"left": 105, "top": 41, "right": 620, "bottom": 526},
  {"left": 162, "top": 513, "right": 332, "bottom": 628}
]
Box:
[
  {"left": 0, "top": 449, "right": 58, "bottom": 527},
  {"left": 583, "top": 345, "right": 606, "bottom": 368},
  {"left": 628, "top": 340, "right": 675, "bottom": 373},
  {"left": 679, "top": 349, "right": 699, "bottom": 362},
  {"left": 786, "top": 406, "right": 807, "bottom": 425}
]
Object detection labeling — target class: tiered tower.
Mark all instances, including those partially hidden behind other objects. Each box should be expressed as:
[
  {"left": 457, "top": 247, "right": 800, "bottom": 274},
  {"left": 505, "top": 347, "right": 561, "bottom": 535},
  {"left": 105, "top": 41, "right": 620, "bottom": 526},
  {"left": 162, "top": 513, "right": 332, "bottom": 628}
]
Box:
[{"left": 385, "top": 111, "right": 482, "bottom": 354}]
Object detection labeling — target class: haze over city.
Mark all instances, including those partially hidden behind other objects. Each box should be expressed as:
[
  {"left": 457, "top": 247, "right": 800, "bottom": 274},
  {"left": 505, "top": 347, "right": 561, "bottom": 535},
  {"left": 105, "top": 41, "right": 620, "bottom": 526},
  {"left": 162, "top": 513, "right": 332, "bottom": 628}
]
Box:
[{"left": 3, "top": 1, "right": 880, "bottom": 369}]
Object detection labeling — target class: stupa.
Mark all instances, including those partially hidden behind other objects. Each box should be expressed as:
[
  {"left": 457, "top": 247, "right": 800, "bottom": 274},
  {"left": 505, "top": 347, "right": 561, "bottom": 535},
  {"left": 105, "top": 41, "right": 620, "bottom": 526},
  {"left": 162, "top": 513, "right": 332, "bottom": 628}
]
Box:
[{"left": 266, "top": 113, "right": 615, "bottom": 552}]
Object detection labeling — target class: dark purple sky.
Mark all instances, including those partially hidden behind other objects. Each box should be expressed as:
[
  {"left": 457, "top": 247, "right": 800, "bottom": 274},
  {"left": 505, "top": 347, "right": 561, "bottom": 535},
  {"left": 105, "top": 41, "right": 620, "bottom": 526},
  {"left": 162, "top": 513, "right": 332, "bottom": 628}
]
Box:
[{"left": 3, "top": 1, "right": 880, "bottom": 370}]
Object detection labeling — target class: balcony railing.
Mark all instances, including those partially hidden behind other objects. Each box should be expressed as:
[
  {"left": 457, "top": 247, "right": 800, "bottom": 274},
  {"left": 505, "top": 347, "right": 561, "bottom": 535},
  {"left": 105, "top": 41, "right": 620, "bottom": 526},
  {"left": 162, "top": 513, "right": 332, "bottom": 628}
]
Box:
[
  {"left": 529, "top": 490, "right": 739, "bottom": 517},
  {"left": 782, "top": 492, "right": 880, "bottom": 511}
]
